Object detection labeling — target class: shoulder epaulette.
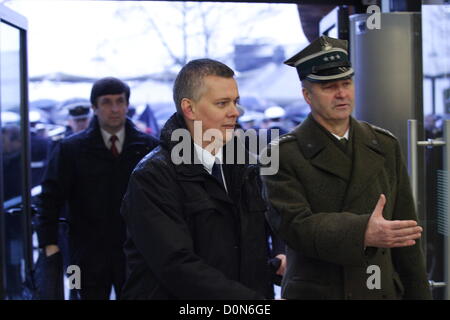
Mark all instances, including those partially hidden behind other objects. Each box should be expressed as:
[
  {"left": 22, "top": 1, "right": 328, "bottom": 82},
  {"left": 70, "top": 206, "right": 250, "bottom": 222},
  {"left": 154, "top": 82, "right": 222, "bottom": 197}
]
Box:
[
  {"left": 369, "top": 124, "right": 397, "bottom": 139},
  {"left": 269, "top": 134, "right": 296, "bottom": 147}
]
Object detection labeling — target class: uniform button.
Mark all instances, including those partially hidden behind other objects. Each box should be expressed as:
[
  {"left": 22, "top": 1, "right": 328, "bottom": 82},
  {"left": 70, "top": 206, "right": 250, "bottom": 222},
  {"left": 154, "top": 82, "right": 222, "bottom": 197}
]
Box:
[
  {"left": 372, "top": 140, "right": 378, "bottom": 145},
  {"left": 307, "top": 143, "right": 313, "bottom": 148},
  {"left": 234, "top": 245, "right": 239, "bottom": 250}
]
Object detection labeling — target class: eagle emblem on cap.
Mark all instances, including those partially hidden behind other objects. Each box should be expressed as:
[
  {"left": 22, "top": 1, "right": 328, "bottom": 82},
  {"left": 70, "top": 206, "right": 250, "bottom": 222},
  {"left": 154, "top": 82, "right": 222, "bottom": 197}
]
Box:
[{"left": 320, "top": 37, "right": 333, "bottom": 51}]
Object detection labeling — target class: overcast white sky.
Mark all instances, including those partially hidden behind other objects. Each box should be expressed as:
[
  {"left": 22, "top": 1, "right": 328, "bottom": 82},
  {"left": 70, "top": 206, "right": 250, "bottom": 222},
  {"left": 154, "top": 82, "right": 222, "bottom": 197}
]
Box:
[{"left": 4, "top": 0, "right": 307, "bottom": 78}]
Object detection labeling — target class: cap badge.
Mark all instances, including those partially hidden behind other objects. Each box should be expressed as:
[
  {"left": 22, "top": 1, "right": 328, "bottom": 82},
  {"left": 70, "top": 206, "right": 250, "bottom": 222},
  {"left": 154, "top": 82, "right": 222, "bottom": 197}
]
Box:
[{"left": 320, "top": 37, "right": 333, "bottom": 51}]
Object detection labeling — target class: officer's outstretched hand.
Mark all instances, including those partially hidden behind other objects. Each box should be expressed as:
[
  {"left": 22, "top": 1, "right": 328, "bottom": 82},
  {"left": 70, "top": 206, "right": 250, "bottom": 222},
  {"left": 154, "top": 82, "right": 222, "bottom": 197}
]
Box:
[{"left": 364, "top": 194, "right": 422, "bottom": 248}]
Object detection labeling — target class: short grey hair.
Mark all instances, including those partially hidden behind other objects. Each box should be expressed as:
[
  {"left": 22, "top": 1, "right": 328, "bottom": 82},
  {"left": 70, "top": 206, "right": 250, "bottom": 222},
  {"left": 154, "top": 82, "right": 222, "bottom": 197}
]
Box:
[
  {"left": 173, "top": 58, "right": 235, "bottom": 114},
  {"left": 301, "top": 80, "right": 312, "bottom": 90}
]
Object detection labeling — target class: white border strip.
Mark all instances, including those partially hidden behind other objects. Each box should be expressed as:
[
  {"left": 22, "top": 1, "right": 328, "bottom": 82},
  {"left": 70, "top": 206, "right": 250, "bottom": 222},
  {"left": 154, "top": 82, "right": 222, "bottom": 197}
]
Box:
[
  {"left": 306, "top": 68, "right": 354, "bottom": 81},
  {"left": 294, "top": 48, "right": 348, "bottom": 67}
]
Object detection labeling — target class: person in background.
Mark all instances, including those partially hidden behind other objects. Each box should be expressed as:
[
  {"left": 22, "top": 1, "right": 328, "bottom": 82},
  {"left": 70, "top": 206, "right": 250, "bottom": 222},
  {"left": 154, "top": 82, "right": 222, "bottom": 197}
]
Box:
[
  {"left": 36, "top": 77, "right": 159, "bottom": 300},
  {"left": 261, "top": 106, "right": 288, "bottom": 144},
  {"left": 65, "top": 103, "right": 91, "bottom": 136},
  {"left": 264, "top": 106, "right": 288, "bottom": 134},
  {"left": 50, "top": 102, "right": 92, "bottom": 299}
]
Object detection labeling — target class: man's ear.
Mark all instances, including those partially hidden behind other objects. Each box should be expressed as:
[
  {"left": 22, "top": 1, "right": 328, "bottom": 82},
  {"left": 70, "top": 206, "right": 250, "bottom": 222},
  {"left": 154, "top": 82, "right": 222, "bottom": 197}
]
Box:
[
  {"left": 91, "top": 105, "right": 98, "bottom": 115},
  {"left": 302, "top": 88, "right": 312, "bottom": 105},
  {"left": 181, "top": 98, "right": 195, "bottom": 121}
]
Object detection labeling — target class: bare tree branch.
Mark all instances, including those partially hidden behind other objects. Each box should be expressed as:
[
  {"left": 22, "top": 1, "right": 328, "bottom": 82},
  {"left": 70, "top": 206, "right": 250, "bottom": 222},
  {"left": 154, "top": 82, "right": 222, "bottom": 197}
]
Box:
[
  {"left": 198, "top": 3, "right": 211, "bottom": 57},
  {"left": 114, "top": 2, "right": 283, "bottom": 68},
  {"left": 181, "top": 2, "right": 188, "bottom": 65},
  {"left": 147, "top": 11, "right": 184, "bottom": 66}
]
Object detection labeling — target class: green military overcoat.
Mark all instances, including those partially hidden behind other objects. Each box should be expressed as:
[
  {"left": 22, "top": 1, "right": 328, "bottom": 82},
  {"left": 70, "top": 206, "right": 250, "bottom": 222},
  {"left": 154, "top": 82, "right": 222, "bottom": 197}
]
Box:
[{"left": 263, "top": 114, "right": 432, "bottom": 300}]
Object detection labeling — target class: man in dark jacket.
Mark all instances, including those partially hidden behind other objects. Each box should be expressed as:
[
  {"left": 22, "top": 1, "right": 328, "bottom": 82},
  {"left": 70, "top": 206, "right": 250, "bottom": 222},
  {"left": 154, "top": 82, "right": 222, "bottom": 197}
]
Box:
[
  {"left": 36, "top": 77, "right": 159, "bottom": 299},
  {"left": 120, "top": 59, "right": 274, "bottom": 299},
  {"left": 263, "top": 36, "right": 431, "bottom": 299}
]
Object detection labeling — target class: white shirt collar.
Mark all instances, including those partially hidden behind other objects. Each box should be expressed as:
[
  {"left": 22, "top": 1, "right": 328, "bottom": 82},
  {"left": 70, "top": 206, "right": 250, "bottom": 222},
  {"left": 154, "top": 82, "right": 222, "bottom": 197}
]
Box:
[
  {"left": 100, "top": 126, "right": 126, "bottom": 153},
  {"left": 331, "top": 128, "right": 349, "bottom": 141},
  {"left": 193, "top": 142, "right": 223, "bottom": 175}
]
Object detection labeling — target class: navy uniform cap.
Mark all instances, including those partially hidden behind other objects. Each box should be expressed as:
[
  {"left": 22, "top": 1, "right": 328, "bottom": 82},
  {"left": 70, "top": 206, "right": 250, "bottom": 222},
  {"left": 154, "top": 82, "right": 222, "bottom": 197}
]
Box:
[
  {"left": 285, "top": 35, "right": 354, "bottom": 82},
  {"left": 68, "top": 104, "right": 91, "bottom": 119}
]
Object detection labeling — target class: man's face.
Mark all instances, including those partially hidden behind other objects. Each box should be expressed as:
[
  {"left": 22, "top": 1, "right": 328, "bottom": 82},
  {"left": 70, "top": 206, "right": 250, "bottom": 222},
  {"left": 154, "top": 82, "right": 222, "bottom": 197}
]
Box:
[
  {"left": 302, "top": 78, "right": 354, "bottom": 126},
  {"left": 1, "top": 127, "right": 21, "bottom": 154},
  {"left": 189, "top": 75, "right": 240, "bottom": 147},
  {"left": 69, "top": 117, "right": 90, "bottom": 133},
  {"left": 93, "top": 93, "right": 128, "bottom": 133}
]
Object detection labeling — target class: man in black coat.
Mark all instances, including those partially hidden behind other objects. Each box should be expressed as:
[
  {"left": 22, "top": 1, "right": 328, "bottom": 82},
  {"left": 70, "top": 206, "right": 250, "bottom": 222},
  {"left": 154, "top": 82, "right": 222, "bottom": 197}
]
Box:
[
  {"left": 36, "top": 77, "right": 159, "bottom": 299},
  {"left": 120, "top": 59, "right": 275, "bottom": 299}
]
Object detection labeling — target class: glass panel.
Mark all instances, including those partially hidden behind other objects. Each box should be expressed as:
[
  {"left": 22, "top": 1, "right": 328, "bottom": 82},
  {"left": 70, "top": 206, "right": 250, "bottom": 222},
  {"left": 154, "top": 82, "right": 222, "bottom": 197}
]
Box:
[
  {"left": 1, "top": 21, "right": 25, "bottom": 299},
  {"left": 422, "top": 3, "right": 450, "bottom": 300}
]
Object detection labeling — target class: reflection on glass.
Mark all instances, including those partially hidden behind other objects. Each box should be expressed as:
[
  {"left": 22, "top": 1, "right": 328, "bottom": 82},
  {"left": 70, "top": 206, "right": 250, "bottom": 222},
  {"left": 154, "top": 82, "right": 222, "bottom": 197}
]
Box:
[
  {"left": 1, "top": 21, "right": 25, "bottom": 299},
  {"left": 422, "top": 4, "right": 450, "bottom": 300},
  {"left": 1, "top": 21, "right": 22, "bottom": 203}
]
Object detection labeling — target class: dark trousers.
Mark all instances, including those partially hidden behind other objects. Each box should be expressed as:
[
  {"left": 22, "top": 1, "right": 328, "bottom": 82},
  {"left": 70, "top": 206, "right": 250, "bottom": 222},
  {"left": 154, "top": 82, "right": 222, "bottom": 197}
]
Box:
[
  {"left": 70, "top": 263, "right": 125, "bottom": 300},
  {"left": 33, "top": 251, "right": 64, "bottom": 300},
  {"left": 59, "top": 219, "right": 126, "bottom": 300}
]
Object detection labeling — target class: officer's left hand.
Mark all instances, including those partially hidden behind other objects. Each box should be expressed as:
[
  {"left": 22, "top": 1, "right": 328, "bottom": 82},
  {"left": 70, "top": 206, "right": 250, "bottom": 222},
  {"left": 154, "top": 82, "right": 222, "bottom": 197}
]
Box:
[{"left": 275, "top": 254, "right": 286, "bottom": 276}]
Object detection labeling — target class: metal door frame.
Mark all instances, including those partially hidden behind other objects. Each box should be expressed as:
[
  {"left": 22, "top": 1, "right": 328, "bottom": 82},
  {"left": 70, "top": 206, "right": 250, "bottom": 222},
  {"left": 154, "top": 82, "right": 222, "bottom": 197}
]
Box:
[{"left": 0, "top": 3, "right": 29, "bottom": 300}]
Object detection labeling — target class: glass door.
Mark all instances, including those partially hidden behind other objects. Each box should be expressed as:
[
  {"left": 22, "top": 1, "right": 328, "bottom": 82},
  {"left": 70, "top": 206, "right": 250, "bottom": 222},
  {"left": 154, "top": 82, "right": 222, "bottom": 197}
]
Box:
[
  {"left": 422, "top": 2, "right": 450, "bottom": 300},
  {"left": 0, "top": 4, "right": 31, "bottom": 299}
]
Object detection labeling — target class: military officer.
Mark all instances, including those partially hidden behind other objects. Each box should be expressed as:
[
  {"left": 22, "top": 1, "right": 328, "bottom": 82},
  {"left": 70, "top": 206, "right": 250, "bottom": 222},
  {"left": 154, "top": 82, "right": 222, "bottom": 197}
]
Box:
[
  {"left": 263, "top": 36, "right": 431, "bottom": 300},
  {"left": 66, "top": 103, "right": 91, "bottom": 136}
]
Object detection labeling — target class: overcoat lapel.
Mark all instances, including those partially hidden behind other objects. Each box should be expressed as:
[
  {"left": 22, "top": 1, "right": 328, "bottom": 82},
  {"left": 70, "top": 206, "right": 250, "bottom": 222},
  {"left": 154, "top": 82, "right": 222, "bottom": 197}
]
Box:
[
  {"left": 309, "top": 144, "right": 352, "bottom": 182},
  {"left": 342, "top": 119, "right": 386, "bottom": 206},
  {"left": 294, "top": 115, "right": 386, "bottom": 206},
  {"left": 83, "top": 117, "right": 113, "bottom": 160}
]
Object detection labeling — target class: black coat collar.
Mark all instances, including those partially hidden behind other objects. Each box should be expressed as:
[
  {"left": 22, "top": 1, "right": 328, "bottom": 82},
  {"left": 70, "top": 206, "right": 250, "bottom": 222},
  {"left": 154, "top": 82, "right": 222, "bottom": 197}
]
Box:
[
  {"left": 160, "top": 113, "right": 258, "bottom": 170},
  {"left": 83, "top": 116, "right": 148, "bottom": 153},
  {"left": 159, "top": 113, "right": 259, "bottom": 204}
]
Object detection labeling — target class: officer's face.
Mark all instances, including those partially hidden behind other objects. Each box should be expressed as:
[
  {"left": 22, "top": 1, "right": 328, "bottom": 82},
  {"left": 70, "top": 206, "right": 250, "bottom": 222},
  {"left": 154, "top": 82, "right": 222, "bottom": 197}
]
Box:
[
  {"left": 69, "top": 117, "right": 90, "bottom": 133},
  {"left": 93, "top": 93, "right": 128, "bottom": 133},
  {"left": 184, "top": 75, "right": 240, "bottom": 149},
  {"left": 302, "top": 78, "right": 354, "bottom": 126}
]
